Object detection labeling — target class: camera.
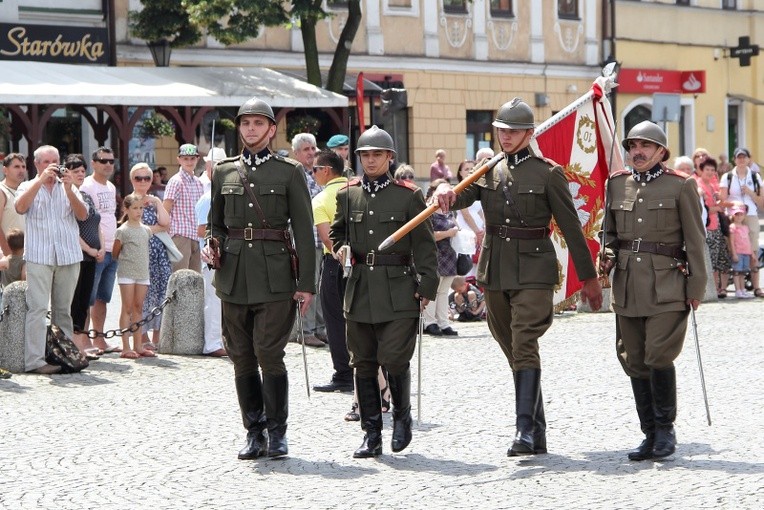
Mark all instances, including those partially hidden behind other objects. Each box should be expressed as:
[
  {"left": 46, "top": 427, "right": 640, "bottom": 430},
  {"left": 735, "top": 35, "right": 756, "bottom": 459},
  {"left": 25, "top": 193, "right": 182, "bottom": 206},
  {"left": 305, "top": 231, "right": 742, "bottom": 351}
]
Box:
[{"left": 56, "top": 165, "right": 67, "bottom": 177}]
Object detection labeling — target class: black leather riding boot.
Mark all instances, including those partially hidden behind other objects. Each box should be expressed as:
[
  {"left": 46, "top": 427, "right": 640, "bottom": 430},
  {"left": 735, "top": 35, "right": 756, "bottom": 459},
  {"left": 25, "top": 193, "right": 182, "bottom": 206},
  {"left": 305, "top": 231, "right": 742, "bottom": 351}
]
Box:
[
  {"left": 533, "top": 387, "right": 547, "bottom": 454},
  {"left": 508, "top": 368, "right": 541, "bottom": 457},
  {"left": 353, "top": 375, "right": 383, "bottom": 458},
  {"left": 389, "top": 369, "right": 413, "bottom": 453},
  {"left": 628, "top": 377, "right": 655, "bottom": 461},
  {"left": 651, "top": 367, "right": 677, "bottom": 459},
  {"left": 263, "top": 372, "right": 289, "bottom": 458},
  {"left": 235, "top": 374, "right": 268, "bottom": 460}
]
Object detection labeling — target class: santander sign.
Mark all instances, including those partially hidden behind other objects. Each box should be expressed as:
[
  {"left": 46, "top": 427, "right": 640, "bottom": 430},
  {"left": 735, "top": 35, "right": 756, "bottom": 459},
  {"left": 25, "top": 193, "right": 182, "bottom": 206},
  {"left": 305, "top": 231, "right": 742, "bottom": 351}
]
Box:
[{"left": 619, "top": 68, "right": 706, "bottom": 94}]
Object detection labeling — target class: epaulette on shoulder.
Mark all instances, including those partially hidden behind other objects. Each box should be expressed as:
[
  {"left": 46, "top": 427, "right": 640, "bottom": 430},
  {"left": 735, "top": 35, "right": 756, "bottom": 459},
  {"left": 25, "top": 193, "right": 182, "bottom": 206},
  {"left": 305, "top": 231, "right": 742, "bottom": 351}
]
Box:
[
  {"left": 664, "top": 167, "right": 690, "bottom": 179},
  {"left": 271, "top": 153, "right": 300, "bottom": 167},
  {"left": 393, "top": 179, "right": 419, "bottom": 191},
  {"left": 534, "top": 155, "right": 560, "bottom": 168},
  {"left": 217, "top": 155, "right": 239, "bottom": 165},
  {"left": 341, "top": 177, "right": 362, "bottom": 190},
  {"left": 610, "top": 169, "right": 631, "bottom": 178}
]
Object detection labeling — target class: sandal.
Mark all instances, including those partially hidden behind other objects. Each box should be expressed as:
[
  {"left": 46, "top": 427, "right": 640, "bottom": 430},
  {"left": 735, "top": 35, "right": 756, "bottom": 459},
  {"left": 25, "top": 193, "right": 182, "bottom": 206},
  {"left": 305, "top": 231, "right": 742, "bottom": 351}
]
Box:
[
  {"left": 142, "top": 342, "right": 158, "bottom": 351},
  {"left": 344, "top": 403, "right": 360, "bottom": 422},
  {"left": 717, "top": 290, "right": 727, "bottom": 299},
  {"left": 120, "top": 350, "right": 140, "bottom": 359},
  {"left": 137, "top": 350, "right": 158, "bottom": 358}
]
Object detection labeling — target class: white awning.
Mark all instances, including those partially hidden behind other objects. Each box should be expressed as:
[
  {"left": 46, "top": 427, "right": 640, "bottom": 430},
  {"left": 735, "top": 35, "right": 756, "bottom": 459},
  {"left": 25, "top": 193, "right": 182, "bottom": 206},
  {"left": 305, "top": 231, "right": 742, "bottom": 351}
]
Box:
[{"left": 0, "top": 61, "right": 348, "bottom": 108}]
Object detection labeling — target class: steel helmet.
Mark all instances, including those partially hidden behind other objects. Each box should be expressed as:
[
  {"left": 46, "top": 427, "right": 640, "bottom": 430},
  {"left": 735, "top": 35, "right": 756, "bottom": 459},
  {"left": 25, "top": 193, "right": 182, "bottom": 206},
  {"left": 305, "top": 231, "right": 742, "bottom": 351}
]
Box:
[
  {"left": 492, "top": 98, "right": 535, "bottom": 129},
  {"left": 622, "top": 121, "right": 670, "bottom": 162},
  {"left": 355, "top": 125, "right": 396, "bottom": 154},
  {"left": 236, "top": 97, "right": 275, "bottom": 125}
]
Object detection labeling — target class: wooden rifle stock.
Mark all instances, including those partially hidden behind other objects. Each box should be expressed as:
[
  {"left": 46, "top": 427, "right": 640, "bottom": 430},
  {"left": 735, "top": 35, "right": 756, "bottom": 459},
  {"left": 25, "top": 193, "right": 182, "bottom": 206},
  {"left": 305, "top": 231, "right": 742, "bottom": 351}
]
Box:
[{"left": 378, "top": 152, "right": 505, "bottom": 251}]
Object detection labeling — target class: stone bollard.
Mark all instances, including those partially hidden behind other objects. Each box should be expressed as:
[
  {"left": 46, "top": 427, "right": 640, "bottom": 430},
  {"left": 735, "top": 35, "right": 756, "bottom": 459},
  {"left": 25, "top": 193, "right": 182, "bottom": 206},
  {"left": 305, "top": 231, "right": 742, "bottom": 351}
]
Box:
[
  {"left": 0, "top": 281, "right": 28, "bottom": 373},
  {"left": 159, "top": 269, "right": 205, "bottom": 355}
]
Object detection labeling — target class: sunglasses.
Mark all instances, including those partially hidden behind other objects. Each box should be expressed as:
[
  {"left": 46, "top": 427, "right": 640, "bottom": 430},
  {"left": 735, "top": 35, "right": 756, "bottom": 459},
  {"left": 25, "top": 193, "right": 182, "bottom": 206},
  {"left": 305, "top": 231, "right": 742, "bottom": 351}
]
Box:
[
  {"left": 94, "top": 158, "right": 115, "bottom": 164},
  {"left": 312, "top": 165, "right": 330, "bottom": 174},
  {"left": 133, "top": 175, "right": 152, "bottom": 182}
]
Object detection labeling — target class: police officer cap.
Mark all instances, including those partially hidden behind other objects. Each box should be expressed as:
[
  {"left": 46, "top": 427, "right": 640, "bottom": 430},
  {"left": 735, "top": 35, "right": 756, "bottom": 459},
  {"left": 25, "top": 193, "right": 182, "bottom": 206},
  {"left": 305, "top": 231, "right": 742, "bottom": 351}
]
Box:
[
  {"left": 355, "top": 125, "right": 396, "bottom": 154},
  {"left": 236, "top": 97, "right": 275, "bottom": 125},
  {"left": 492, "top": 98, "right": 535, "bottom": 129},
  {"left": 622, "top": 121, "right": 670, "bottom": 162},
  {"left": 326, "top": 134, "right": 349, "bottom": 148}
]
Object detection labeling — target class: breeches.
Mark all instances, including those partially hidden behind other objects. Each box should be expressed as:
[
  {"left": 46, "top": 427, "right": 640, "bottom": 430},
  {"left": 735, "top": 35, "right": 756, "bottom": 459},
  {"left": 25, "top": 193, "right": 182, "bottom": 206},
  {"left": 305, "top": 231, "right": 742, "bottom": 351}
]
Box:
[
  {"left": 616, "top": 311, "right": 689, "bottom": 379},
  {"left": 222, "top": 299, "right": 295, "bottom": 377},
  {"left": 346, "top": 318, "right": 418, "bottom": 377},
  {"left": 484, "top": 288, "right": 553, "bottom": 371}
]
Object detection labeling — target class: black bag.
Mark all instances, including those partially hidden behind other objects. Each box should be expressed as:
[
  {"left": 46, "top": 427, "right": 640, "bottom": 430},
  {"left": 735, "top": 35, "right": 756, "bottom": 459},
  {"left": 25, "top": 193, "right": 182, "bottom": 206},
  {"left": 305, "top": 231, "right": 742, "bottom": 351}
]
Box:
[
  {"left": 456, "top": 253, "right": 473, "bottom": 276},
  {"left": 718, "top": 211, "right": 731, "bottom": 237},
  {"left": 45, "top": 325, "right": 89, "bottom": 374}
]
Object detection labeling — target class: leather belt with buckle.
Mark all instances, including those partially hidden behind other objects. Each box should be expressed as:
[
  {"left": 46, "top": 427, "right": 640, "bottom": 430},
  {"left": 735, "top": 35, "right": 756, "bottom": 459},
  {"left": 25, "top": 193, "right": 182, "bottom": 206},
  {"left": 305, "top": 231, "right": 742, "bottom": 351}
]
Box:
[
  {"left": 227, "top": 227, "right": 286, "bottom": 242},
  {"left": 485, "top": 225, "right": 550, "bottom": 240},
  {"left": 617, "top": 239, "right": 686, "bottom": 260},
  {"left": 353, "top": 252, "right": 412, "bottom": 266}
]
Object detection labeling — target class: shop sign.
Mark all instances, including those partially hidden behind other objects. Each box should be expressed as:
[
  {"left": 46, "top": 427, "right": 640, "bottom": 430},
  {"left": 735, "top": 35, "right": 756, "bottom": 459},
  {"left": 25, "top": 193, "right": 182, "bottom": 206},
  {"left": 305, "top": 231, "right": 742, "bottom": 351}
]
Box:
[
  {"left": 0, "top": 23, "right": 108, "bottom": 64},
  {"left": 619, "top": 68, "right": 705, "bottom": 94}
]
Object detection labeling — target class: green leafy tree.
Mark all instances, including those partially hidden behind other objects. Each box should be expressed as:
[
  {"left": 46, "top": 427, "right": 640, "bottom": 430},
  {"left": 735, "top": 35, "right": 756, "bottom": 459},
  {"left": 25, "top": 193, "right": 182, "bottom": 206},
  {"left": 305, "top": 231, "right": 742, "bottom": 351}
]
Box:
[
  {"left": 129, "top": 0, "right": 201, "bottom": 47},
  {"left": 131, "top": 0, "right": 362, "bottom": 94}
]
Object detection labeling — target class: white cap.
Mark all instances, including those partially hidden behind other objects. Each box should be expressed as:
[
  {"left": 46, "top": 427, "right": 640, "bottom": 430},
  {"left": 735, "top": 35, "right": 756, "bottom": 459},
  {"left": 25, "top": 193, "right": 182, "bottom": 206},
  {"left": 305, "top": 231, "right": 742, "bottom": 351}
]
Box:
[{"left": 204, "top": 147, "right": 227, "bottom": 162}]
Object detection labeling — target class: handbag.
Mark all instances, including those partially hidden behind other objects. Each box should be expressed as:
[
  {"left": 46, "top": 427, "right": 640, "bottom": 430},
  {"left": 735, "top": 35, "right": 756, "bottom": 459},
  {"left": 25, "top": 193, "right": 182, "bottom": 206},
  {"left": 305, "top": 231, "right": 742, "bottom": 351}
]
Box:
[
  {"left": 45, "top": 325, "right": 89, "bottom": 374},
  {"left": 456, "top": 253, "right": 473, "bottom": 276},
  {"left": 154, "top": 231, "right": 183, "bottom": 263}
]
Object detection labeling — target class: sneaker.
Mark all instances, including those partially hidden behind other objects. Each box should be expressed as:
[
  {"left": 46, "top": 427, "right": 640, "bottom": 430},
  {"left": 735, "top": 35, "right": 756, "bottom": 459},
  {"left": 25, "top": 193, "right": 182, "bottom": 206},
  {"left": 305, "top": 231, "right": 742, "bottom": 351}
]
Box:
[{"left": 735, "top": 290, "right": 754, "bottom": 299}]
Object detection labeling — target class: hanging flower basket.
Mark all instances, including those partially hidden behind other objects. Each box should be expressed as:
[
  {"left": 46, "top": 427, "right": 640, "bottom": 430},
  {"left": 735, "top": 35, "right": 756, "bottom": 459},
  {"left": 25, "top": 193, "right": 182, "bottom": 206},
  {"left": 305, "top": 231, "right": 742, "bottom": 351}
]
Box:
[
  {"left": 139, "top": 113, "right": 175, "bottom": 140},
  {"left": 287, "top": 114, "right": 321, "bottom": 141}
]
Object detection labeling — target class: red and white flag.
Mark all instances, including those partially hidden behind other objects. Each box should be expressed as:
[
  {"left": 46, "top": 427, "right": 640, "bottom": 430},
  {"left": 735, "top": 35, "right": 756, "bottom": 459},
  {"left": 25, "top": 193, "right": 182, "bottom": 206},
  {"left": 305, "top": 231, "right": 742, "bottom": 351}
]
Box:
[{"left": 532, "top": 76, "right": 623, "bottom": 308}]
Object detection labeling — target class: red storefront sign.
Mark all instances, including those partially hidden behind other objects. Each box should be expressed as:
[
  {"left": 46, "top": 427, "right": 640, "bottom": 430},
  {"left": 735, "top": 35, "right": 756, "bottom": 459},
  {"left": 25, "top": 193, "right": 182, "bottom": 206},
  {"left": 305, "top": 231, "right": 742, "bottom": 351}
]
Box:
[{"left": 619, "top": 68, "right": 705, "bottom": 94}]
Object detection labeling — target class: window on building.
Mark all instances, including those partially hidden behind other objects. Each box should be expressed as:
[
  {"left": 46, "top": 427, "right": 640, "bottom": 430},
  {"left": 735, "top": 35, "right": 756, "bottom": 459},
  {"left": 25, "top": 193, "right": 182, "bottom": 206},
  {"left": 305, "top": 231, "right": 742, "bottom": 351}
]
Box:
[
  {"left": 722, "top": 0, "right": 737, "bottom": 9},
  {"left": 466, "top": 111, "right": 494, "bottom": 161},
  {"left": 623, "top": 105, "right": 652, "bottom": 149},
  {"left": 490, "top": 0, "right": 513, "bottom": 18},
  {"left": 443, "top": 0, "right": 468, "bottom": 14},
  {"left": 388, "top": 0, "right": 412, "bottom": 6},
  {"left": 558, "top": 0, "right": 579, "bottom": 19},
  {"left": 675, "top": 0, "right": 690, "bottom": 5}
]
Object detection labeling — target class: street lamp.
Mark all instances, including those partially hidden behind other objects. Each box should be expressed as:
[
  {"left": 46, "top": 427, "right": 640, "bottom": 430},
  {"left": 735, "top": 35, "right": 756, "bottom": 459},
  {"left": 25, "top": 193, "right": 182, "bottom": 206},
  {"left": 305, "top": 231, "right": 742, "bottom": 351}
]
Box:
[{"left": 147, "top": 39, "right": 171, "bottom": 67}]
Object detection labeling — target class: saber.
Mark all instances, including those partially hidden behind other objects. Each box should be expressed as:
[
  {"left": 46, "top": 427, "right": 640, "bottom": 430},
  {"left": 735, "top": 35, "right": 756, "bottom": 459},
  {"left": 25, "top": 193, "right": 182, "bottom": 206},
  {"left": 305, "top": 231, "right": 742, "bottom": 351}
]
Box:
[
  {"left": 378, "top": 152, "right": 505, "bottom": 251},
  {"left": 296, "top": 299, "right": 310, "bottom": 398},
  {"left": 417, "top": 304, "right": 424, "bottom": 425},
  {"left": 691, "top": 308, "right": 711, "bottom": 426}
]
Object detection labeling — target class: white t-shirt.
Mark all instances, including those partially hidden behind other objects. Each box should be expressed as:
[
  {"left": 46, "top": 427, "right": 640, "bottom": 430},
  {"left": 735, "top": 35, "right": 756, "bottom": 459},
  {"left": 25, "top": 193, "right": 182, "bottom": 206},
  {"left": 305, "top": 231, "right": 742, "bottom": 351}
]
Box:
[
  {"left": 80, "top": 176, "right": 117, "bottom": 250},
  {"left": 719, "top": 168, "right": 763, "bottom": 216}
]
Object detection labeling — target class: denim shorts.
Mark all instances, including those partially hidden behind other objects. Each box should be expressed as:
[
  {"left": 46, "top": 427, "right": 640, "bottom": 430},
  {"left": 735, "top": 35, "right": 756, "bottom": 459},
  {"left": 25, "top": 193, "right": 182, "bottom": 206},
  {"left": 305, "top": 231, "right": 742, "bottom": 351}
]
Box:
[
  {"left": 89, "top": 251, "right": 118, "bottom": 306},
  {"left": 731, "top": 254, "right": 751, "bottom": 274}
]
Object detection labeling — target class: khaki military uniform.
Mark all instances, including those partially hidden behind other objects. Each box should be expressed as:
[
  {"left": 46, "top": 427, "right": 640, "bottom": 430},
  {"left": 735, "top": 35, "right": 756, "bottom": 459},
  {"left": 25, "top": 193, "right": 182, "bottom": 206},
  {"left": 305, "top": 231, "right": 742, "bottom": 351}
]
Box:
[
  {"left": 604, "top": 168, "right": 707, "bottom": 378},
  {"left": 329, "top": 175, "right": 438, "bottom": 377},
  {"left": 452, "top": 152, "right": 597, "bottom": 370},
  {"left": 208, "top": 153, "right": 316, "bottom": 377}
]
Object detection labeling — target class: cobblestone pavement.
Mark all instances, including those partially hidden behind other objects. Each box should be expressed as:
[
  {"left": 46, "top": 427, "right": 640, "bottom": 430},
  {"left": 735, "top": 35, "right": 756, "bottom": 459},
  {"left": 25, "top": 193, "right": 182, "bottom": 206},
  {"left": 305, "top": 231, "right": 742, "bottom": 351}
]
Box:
[{"left": 2, "top": 297, "right": 762, "bottom": 509}]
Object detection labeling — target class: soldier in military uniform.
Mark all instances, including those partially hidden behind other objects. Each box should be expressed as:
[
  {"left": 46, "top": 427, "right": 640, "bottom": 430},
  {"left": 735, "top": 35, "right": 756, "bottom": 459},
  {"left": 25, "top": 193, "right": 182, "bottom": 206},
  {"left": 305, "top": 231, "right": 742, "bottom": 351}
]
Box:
[
  {"left": 329, "top": 126, "right": 438, "bottom": 458},
  {"left": 203, "top": 97, "right": 316, "bottom": 460},
  {"left": 436, "top": 98, "right": 602, "bottom": 457},
  {"left": 600, "top": 121, "right": 706, "bottom": 461}
]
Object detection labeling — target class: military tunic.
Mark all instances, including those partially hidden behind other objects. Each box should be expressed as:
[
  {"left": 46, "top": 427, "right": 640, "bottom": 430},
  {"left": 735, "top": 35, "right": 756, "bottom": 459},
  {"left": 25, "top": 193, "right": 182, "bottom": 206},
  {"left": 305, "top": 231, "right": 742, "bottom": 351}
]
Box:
[
  {"left": 451, "top": 150, "right": 597, "bottom": 370},
  {"left": 604, "top": 166, "right": 707, "bottom": 378},
  {"left": 207, "top": 151, "right": 316, "bottom": 376},
  {"left": 329, "top": 174, "right": 438, "bottom": 376}
]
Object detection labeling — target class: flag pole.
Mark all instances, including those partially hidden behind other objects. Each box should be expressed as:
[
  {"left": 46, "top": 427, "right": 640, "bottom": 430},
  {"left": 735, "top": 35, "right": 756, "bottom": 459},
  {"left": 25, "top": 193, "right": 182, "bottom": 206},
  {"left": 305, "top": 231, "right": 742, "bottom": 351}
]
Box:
[{"left": 379, "top": 72, "right": 618, "bottom": 253}]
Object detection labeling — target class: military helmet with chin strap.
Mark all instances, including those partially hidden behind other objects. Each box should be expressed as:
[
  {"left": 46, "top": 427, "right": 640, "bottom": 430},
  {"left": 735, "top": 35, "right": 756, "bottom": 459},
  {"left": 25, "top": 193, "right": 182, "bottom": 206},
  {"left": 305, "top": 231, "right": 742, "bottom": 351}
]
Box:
[
  {"left": 492, "top": 98, "right": 535, "bottom": 129},
  {"left": 355, "top": 125, "right": 396, "bottom": 154},
  {"left": 236, "top": 97, "right": 275, "bottom": 125},
  {"left": 622, "top": 121, "right": 670, "bottom": 162}
]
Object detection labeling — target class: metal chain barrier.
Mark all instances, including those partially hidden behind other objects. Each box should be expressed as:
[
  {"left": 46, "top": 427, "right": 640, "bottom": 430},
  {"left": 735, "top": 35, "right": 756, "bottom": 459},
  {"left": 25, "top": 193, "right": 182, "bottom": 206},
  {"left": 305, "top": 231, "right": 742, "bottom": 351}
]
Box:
[
  {"left": 0, "top": 304, "right": 9, "bottom": 323},
  {"left": 74, "top": 290, "right": 178, "bottom": 339}
]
